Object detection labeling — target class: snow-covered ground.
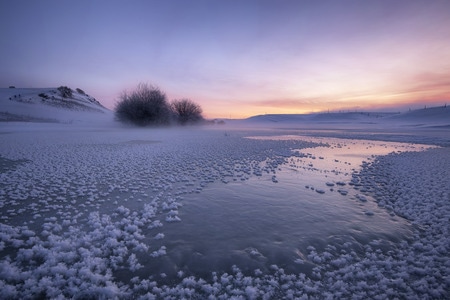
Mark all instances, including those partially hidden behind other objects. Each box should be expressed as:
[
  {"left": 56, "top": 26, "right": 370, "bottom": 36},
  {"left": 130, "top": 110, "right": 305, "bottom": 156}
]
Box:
[{"left": 0, "top": 102, "right": 449, "bottom": 298}]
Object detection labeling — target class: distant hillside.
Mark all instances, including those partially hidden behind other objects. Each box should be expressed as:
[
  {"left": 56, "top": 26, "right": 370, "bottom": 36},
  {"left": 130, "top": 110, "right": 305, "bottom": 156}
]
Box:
[
  {"left": 386, "top": 106, "right": 450, "bottom": 124},
  {"left": 0, "top": 87, "right": 112, "bottom": 123},
  {"left": 243, "top": 106, "right": 450, "bottom": 128},
  {"left": 246, "top": 112, "right": 397, "bottom": 124}
]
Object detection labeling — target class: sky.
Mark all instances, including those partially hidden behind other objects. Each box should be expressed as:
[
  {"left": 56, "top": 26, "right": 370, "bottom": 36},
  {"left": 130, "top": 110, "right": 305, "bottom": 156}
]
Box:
[{"left": 1, "top": 0, "right": 450, "bottom": 118}]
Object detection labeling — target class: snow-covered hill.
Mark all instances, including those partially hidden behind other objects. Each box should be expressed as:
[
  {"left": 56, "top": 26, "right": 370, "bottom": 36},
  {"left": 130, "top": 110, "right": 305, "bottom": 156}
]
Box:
[
  {"left": 246, "top": 112, "right": 396, "bottom": 124},
  {"left": 242, "top": 106, "right": 450, "bottom": 129},
  {"left": 0, "top": 87, "right": 112, "bottom": 124},
  {"left": 386, "top": 105, "right": 450, "bottom": 127}
]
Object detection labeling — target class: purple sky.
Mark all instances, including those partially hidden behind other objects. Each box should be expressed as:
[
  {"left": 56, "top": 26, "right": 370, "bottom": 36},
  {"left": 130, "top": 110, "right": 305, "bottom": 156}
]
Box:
[{"left": 1, "top": 0, "right": 450, "bottom": 118}]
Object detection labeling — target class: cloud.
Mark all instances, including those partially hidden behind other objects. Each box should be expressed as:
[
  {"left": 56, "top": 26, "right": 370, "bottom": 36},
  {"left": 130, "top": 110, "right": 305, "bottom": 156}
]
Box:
[
  {"left": 253, "top": 98, "right": 324, "bottom": 108},
  {"left": 405, "top": 72, "right": 450, "bottom": 96}
]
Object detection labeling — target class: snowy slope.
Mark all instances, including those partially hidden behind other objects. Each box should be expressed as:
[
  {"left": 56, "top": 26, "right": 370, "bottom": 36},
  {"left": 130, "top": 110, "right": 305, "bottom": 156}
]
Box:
[
  {"left": 385, "top": 105, "right": 450, "bottom": 127},
  {"left": 246, "top": 112, "right": 396, "bottom": 124},
  {"left": 0, "top": 87, "right": 113, "bottom": 124},
  {"left": 244, "top": 112, "right": 398, "bottom": 129},
  {"left": 242, "top": 106, "right": 450, "bottom": 128}
]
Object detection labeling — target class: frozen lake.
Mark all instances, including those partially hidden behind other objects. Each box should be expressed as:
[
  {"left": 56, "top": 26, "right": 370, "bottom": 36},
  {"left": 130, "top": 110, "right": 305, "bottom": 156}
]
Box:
[
  {"left": 162, "top": 137, "right": 426, "bottom": 278},
  {"left": 0, "top": 124, "right": 448, "bottom": 298}
]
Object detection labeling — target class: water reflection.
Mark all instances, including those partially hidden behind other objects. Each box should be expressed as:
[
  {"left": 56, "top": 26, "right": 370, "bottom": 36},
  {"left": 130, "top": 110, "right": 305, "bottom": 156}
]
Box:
[{"left": 160, "top": 136, "right": 433, "bottom": 278}]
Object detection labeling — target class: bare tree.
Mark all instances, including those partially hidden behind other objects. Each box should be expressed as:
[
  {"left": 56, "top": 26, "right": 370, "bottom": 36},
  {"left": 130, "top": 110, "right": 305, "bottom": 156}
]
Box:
[
  {"left": 115, "top": 83, "right": 171, "bottom": 126},
  {"left": 171, "top": 98, "right": 203, "bottom": 125}
]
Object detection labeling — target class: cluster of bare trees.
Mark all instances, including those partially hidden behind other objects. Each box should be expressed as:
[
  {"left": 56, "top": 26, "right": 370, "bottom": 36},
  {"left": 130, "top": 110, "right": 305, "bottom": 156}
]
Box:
[{"left": 115, "top": 83, "right": 203, "bottom": 126}]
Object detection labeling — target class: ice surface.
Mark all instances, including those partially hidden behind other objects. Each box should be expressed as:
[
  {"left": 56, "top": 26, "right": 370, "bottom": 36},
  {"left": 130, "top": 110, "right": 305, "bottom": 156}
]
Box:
[{"left": 0, "top": 118, "right": 449, "bottom": 298}]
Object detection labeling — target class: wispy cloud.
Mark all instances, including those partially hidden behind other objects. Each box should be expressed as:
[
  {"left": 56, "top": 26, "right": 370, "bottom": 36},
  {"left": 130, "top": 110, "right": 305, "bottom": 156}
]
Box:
[
  {"left": 2, "top": 0, "right": 450, "bottom": 118},
  {"left": 404, "top": 72, "right": 450, "bottom": 96}
]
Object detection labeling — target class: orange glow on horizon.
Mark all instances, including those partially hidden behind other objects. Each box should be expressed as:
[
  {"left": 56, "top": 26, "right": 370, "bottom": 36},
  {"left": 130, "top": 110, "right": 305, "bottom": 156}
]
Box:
[
  {"left": 2, "top": 0, "right": 450, "bottom": 120},
  {"left": 201, "top": 90, "right": 450, "bottom": 119}
]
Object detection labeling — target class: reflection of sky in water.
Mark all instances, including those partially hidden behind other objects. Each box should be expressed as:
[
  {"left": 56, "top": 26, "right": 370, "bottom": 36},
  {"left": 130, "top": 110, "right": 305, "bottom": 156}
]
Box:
[{"left": 160, "top": 136, "right": 433, "bottom": 278}]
